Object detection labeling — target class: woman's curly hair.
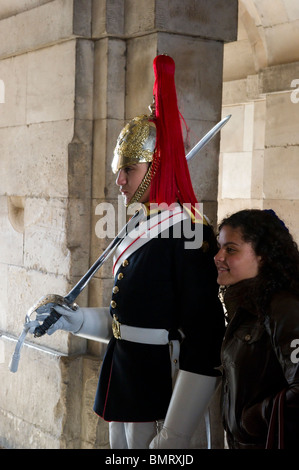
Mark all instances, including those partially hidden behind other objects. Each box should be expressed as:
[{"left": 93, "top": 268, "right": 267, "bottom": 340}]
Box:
[{"left": 219, "top": 209, "right": 299, "bottom": 314}]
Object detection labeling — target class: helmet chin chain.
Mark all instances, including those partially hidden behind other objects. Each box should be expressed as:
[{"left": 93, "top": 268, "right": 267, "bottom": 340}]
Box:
[
  {"left": 125, "top": 163, "right": 153, "bottom": 207},
  {"left": 126, "top": 145, "right": 161, "bottom": 207}
]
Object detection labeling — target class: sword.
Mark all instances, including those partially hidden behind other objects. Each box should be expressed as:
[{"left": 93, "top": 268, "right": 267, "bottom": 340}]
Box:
[
  {"left": 9, "top": 210, "right": 144, "bottom": 372},
  {"left": 186, "top": 114, "right": 231, "bottom": 162},
  {"left": 9, "top": 114, "right": 231, "bottom": 372}
]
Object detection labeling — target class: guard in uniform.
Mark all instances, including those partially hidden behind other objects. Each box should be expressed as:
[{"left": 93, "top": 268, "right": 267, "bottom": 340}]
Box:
[{"left": 29, "top": 55, "right": 225, "bottom": 448}]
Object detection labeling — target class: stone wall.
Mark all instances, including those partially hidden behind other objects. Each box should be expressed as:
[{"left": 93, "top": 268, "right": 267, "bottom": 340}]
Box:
[
  {"left": 219, "top": 0, "right": 299, "bottom": 244},
  {"left": 0, "top": 0, "right": 96, "bottom": 449},
  {"left": 0, "top": 0, "right": 237, "bottom": 448}
]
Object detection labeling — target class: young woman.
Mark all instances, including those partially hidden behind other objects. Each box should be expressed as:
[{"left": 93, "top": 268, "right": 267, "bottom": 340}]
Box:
[{"left": 215, "top": 209, "right": 299, "bottom": 449}]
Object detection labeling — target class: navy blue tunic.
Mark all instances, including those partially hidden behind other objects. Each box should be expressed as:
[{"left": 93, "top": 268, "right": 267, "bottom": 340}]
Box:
[{"left": 93, "top": 218, "right": 225, "bottom": 422}]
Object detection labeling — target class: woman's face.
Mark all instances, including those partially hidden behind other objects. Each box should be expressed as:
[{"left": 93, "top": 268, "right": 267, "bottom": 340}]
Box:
[{"left": 214, "top": 225, "right": 262, "bottom": 286}]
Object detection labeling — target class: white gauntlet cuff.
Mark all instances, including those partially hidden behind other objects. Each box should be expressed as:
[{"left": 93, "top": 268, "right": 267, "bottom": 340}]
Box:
[{"left": 74, "top": 307, "right": 112, "bottom": 343}]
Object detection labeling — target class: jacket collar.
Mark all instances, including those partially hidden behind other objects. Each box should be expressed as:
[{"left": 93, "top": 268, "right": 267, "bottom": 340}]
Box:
[{"left": 223, "top": 278, "right": 259, "bottom": 321}]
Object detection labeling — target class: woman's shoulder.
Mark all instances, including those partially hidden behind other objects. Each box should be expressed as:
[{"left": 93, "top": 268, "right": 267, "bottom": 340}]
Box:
[
  {"left": 270, "top": 290, "right": 299, "bottom": 306},
  {"left": 266, "top": 290, "right": 299, "bottom": 354},
  {"left": 268, "top": 290, "right": 299, "bottom": 324}
]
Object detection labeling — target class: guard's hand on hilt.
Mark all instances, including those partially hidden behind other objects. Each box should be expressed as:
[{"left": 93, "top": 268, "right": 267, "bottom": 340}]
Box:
[
  {"left": 25, "top": 295, "right": 80, "bottom": 338},
  {"left": 26, "top": 300, "right": 112, "bottom": 342},
  {"left": 33, "top": 307, "right": 62, "bottom": 337},
  {"left": 10, "top": 298, "right": 79, "bottom": 373},
  {"left": 34, "top": 304, "right": 81, "bottom": 337}
]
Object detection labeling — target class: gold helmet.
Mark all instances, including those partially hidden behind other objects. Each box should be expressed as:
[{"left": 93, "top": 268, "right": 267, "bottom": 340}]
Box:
[
  {"left": 111, "top": 54, "right": 198, "bottom": 209},
  {"left": 111, "top": 115, "right": 156, "bottom": 174},
  {"left": 111, "top": 114, "right": 156, "bottom": 206}
]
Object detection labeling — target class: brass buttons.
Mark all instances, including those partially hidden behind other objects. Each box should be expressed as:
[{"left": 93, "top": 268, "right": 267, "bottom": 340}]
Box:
[
  {"left": 118, "top": 272, "right": 124, "bottom": 280},
  {"left": 110, "top": 300, "right": 117, "bottom": 309},
  {"left": 112, "top": 286, "right": 119, "bottom": 294},
  {"left": 122, "top": 259, "right": 129, "bottom": 267},
  {"left": 244, "top": 334, "right": 251, "bottom": 341}
]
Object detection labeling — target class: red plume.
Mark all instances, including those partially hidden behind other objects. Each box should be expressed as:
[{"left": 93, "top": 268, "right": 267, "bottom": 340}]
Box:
[{"left": 150, "top": 55, "right": 198, "bottom": 207}]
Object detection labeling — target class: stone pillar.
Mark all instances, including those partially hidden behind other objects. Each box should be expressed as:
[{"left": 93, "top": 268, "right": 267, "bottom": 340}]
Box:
[
  {"left": 219, "top": 79, "right": 266, "bottom": 221},
  {"left": 0, "top": 0, "right": 96, "bottom": 449},
  {"left": 0, "top": 0, "right": 237, "bottom": 449},
  {"left": 220, "top": 60, "right": 299, "bottom": 246},
  {"left": 261, "top": 63, "right": 299, "bottom": 241}
]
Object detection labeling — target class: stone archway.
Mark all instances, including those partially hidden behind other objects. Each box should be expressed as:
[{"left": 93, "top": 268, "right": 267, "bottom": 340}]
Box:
[{"left": 220, "top": 0, "right": 299, "bottom": 242}]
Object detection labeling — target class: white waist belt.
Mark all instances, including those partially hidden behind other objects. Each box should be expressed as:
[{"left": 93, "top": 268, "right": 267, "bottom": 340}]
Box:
[
  {"left": 112, "top": 314, "right": 170, "bottom": 344},
  {"left": 120, "top": 324, "right": 169, "bottom": 344},
  {"left": 112, "top": 315, "right": 180, "bottom": 382}
]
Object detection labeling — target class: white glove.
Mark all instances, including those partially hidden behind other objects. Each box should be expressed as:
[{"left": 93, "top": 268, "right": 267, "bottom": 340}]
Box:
[
  {"left": 150, "top": 426, "right": 190, "bottom": 449},
  {"left": 27, "top": 305, "right": 112, "bottom": 343},
  {"left": 70, "top": 306, "right": 112, "bottom": 342},
  {"left": 149, "top": 370, "right": 219, "bottom": 449}
]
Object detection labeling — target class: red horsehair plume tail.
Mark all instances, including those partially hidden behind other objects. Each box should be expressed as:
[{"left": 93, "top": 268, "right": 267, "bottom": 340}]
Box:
[{"left": 150, "top": 55, "right": 198, "bottom": 208}]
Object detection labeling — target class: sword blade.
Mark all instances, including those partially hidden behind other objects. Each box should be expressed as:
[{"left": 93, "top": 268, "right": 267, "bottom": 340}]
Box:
[
  {"left": 64, "top": 209, "right": 144, "bottom": 304},
  {"left": 42, "top": 117, "right": 232, "bottom": 306},
  {"left": 186, "top": 115, "right": 231, "bottom": 162},
  {"left": 11, "top": 114, "right": 233, "bottom": 366}
]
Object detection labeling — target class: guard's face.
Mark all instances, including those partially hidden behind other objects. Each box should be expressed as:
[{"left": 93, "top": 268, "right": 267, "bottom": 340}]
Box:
[
  {"left": 214, "top": 225, "right": 262, "bottom": 286},
  {"left": 116, "top": 162, "right": 150, "bottom": 206}
]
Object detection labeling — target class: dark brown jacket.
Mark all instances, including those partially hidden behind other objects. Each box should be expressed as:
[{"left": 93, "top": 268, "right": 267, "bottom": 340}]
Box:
[{"left": 221, "top": 285, "right": 299, "bottom": 449}]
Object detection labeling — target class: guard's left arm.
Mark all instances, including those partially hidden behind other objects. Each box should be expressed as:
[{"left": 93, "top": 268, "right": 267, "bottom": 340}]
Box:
[
  {"left": 150, "top": 223, "right": 225, "bottom": 449},
  {"left": 177, "top": 222, "right": 225, "bottom": 377}
]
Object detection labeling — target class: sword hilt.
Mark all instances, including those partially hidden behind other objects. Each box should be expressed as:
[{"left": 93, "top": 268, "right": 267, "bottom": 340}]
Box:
[
  {"left": 23, "top": 294, "right": 77, "bottom": 338},
  {"left": 33, "top": 308, "right": 63, "bottom": 338}
]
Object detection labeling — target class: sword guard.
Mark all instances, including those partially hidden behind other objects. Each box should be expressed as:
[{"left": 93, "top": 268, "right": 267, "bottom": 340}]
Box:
[{"left": 25, "top": 294, "right": 78, "bottom": 338}]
